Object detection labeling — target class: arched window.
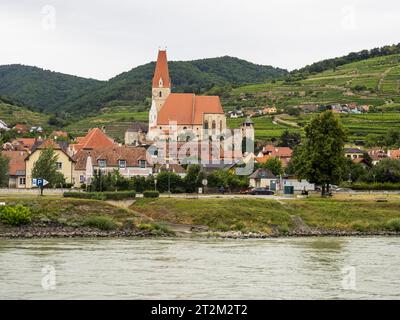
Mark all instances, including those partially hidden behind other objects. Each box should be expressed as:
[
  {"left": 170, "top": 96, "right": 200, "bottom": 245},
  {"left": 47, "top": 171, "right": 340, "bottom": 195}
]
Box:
[
  {"left": 212, "top": 120, "right": 216, "bottom": 130},
  {"left": 220, "top": 120, "right": 223, "bottom": 130},
  {"left": 204, "top": 120, "right": 209, "bottom": 130},
  {"left": 159, "top": 91, "right": 162, "bottom": 98}
]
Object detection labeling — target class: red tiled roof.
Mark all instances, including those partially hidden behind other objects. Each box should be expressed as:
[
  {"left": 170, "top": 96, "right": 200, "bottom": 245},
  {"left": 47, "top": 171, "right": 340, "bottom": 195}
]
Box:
[
  {"left": 152, "top": 50, "right": 171, "bottom": 88},
  {"left": 157, "top": 93, "right": 224, "bottom": 125},
  {"left": 71, "top": 128, "right": 115, "bottom": 151},
  {"left": 37, "top": 139, "right": 61, "bottom": 149},
  {"left": 12, "top": 138, "right": 37, "bottom": 151},
  {"left": 262, "top": 145, "right": 292, "bottom": 158},
  {"left": 73, "top": 146, "right": 148, "bottom": 170},
  {"left": 2, "top": 150, "right": 27, "bottom": 176}
]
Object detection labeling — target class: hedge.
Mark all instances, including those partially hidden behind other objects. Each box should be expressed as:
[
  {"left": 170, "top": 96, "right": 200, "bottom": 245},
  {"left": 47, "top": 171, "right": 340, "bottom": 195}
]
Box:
[
  {"left": 143, "top": 190, "right": 160, "bottom": 198},
  {"left": 63, "top": 191, "right": 136, "bottom": 200},
  {"left": 341, "top": 182, "right": 400, "bottom": 190}
]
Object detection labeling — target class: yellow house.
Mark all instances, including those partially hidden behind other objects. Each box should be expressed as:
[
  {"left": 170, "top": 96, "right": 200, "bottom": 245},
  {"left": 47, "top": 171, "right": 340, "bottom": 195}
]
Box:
[{"left": 25, "top": 139, "right": 75, "bottom": 188}]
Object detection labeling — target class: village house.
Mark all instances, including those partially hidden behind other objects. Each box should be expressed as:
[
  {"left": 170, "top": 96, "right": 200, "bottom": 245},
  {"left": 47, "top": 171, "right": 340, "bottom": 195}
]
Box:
[
  {"left": 72, "top": 146, "right": 151, "bottom": 187},
  {"left": 69, "top": 127, "right": 116, "bottom": 155},
  {"left": 0, "top": 119, "right": 9, "bottom": 131},
  {"left": 155, "top": 163, "right": 187, "bottom": 178},
  {"left": 255, "top": 145, "right": 292, "bottom": 167},
  {"left": 3, "top": 138, "right": 40, "bottom": 152},
  {"left": 368, "top": 149, "right": 388, "bottom": 165},
  {"left": 2, "top": 150, "right": 27, "bottom": 188},
  {"left": 262, "top": 106, "right": 277, "bottom": 115},
  {"left": 388, "top": 149, "right": 400, "bottom": 160},
  {"left": 249, "top": 168, "right": 277, "bottom": 189},
  {"left": 13, "top": 124, "right": 29, "bottom": 134},
  {"left": 344, "top": 147, "right": 364, "bottom": 160},
  {"left": 25, "top": 139, "right": 75, "bottom": 188},
  {"left": 125, "top": 122, "right": 148, "bottom": 146}
]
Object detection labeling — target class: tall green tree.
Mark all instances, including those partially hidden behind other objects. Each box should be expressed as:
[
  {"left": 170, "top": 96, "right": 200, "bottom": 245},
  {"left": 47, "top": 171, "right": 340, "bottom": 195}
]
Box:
[
  {"left": 0, "top": 153, "right": 9, "bottom": 187},
  {"left": 32, "top": 147, "right": 65, "bottom": 194},
  {"left": 260, "top": 157, "right": 283, "bottom": 176},
  {"left": 291, "top": 111, "right": 347, "bottom": 196},
  {"left": 277, "top": 130, "right": 301, "bottom": 149}
]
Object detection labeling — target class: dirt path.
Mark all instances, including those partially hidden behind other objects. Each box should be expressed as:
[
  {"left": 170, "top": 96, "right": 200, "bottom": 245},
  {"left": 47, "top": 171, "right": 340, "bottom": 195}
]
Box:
[
  {"left": 274, "top": 115, "right": 300, "bottom": 128},
  {"left": 377, "top": 66, "right": 395, "bottom": 91},
  {"left": 106, "top": 199, "right": 153, "bottom": 222}
]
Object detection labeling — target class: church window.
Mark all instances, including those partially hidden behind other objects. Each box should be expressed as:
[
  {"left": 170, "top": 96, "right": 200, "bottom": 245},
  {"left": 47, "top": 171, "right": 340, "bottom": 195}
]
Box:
[
  {"left": 159, "top": 91, "right": 162, "bottom": 98},
  {"left": 212, "top": 120, "right": 216, "bottom": 130},
  {"left": 204, "top": 120, "right": 209, "bottom": 130}
]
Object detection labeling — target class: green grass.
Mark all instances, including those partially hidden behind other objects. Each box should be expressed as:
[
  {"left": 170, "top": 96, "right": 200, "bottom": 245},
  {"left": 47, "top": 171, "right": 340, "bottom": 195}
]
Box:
[{"left": 130, "top": 197, "right": 400, "bottom": 234}]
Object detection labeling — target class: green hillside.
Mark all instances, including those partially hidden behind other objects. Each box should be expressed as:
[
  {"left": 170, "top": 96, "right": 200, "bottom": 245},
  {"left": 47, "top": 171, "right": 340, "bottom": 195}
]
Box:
[
  {"left": 223, "top": 54, "right": 400, "bottom": 110},
  {"left": 0, "top": 57, "right": 287, "bottom": 117},
  {"left": 0, "top": 97, "right": 49, "bottom": 128}
]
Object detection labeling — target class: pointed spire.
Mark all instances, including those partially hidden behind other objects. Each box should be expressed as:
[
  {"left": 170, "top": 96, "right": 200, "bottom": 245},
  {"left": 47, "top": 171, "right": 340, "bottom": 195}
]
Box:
[{"left": 152, "top": 50, "right": 171, "bottom": 88}]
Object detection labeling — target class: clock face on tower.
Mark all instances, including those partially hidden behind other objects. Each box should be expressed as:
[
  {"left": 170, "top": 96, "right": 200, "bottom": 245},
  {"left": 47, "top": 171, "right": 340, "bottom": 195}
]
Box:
[{"left": 152, "top": 90, "right": 159, "bottom": 98}]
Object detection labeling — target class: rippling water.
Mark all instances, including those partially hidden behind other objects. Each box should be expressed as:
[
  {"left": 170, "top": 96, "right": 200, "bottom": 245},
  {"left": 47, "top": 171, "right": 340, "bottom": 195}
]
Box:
[{"left": 0, "top": 237, "right": 399, "bottom": 299}]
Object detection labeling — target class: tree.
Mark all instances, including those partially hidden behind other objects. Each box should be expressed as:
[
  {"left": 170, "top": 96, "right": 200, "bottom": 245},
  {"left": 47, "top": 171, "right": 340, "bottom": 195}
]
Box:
[
  {"left": 260, "top": 157, "right": 283, "bottom": 176},
  {"left": 291, "top": 111, "right": 347, "bottom": 196},
  {"left": 155, "top": 171, "right": 182, "bottom": 193},
  {"left": 277, "top": 130, "right": 301, "bottom": 149},
  {"left": 367, "top": 159, "right": 400, "bottom": 183},
  {"left": 0, "top": 153, "right": 9, "bottom": 187},
  {"left": 183, "top": 164, "right": 202, "bottom": 193},
  {"left": 32, "top": 147, "right": 65, "bottom": 194}
]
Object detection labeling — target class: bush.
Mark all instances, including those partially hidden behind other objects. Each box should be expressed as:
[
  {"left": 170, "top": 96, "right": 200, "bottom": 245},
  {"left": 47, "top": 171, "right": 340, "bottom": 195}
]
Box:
[
  {"left": 83, "top": 216, "right": 118, "bottom": 230},
  {"left": 0, "top": 205, "right": 32, "bottom": 226},
  {"left": 143, "top": 190, "right": 160, "bottom": 198},
  {"left": 63, "top": 191, "right": 136, "bottom": 200},
  {"left": 386, "top": 218, "right": 400, "bottom": 231}
]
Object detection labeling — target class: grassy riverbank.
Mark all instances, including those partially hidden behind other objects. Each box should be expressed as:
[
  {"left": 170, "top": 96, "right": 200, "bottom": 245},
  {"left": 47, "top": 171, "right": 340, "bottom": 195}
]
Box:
[
  {"left": 0, "top": 197, "right": 170, "bottom": 237},
  {"left": 131, "top": 197, "right": 400, "bottom": 235},
  {"left": 1, "top": 196, "right": 400, "bottom": 237}
]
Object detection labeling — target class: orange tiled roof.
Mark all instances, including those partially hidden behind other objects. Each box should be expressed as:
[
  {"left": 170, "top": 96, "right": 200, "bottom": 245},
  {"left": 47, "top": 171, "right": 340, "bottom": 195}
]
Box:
[
  {"left": 72, "top": 128, "right": 115, "bottom": 151},
  {"left": 389, "top": 149, "right": 400, "bottom": 159},
  {"left": 2, "top": 150, "right": 27, "bottom": 176},
  {"left": 73, "top": 146, "right": 147, "bottom": 170},
  {"left": 152, "top": 50, "right": 171, "bottom": 88},
  {"left": 157, "top": 93, "right": 224, "bottom": 125},
  {"left": 12, "top": 138, "right": 37, "bottom": 150}
]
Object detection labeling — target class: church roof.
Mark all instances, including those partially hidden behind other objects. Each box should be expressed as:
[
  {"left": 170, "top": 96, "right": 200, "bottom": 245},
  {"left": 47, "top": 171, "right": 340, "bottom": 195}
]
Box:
[
  {"left": 157, "top": 93, "right": 224, "bottom": 125},
  {"left": 152, "top": 50, "right": 171, "bottom": 88}
]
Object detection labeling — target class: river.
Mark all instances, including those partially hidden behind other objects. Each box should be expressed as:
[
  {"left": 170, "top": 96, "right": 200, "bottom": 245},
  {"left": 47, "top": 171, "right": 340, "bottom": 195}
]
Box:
[{"left": 0, "top": 237, "right": 399, "bottom": 299}]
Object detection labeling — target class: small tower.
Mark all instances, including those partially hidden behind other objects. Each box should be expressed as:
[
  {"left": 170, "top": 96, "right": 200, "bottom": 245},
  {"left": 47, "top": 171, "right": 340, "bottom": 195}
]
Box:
[{"left": 241, "top": 116, "right": 255, "bottom": 141}]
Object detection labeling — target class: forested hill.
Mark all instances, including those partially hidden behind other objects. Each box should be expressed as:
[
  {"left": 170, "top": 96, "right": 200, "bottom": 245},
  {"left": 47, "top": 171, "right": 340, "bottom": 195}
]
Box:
[
  {"left": 0, "top": 57, "right": 288, "bottom": 117},
  {"left": 0, "top": 65, "right": 102, "bottom": 114}
]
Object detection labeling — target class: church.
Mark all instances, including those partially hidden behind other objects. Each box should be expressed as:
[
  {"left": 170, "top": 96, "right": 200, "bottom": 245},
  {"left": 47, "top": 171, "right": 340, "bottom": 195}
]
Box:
[{"left": 147, "top": 50, "right": 227, "bottom": 142}]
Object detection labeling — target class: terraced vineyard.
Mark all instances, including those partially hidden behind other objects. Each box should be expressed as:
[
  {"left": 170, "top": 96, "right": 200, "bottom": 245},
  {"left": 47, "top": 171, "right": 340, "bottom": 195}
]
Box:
[
  {"left": 0, "top": 100, "right": 49, "bottom": 128},
  {"left": 65, "top": 109, "right": 148, "bottom": 140},
  {"left": 224, "top": 54, "right": 400, "bottom": 109}
]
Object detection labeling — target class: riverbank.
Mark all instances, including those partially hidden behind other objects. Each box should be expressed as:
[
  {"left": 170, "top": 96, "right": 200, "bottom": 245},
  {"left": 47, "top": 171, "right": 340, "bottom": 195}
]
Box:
[{"left": 1, "top": 195, "right": 400, "bottom": 238}]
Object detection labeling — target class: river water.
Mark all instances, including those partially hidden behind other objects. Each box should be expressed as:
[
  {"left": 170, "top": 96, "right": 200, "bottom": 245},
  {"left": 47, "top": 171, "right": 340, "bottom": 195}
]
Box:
[{"left": 0, "top": 237, "right": 399, "bottom": 299}]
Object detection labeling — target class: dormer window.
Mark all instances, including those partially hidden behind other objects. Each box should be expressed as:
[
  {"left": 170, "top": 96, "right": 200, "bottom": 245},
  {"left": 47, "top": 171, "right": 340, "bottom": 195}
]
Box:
[
  {"left": 98, "top": 159, "right": 106, "bottom": 168},
  {"left": 159, "top": 78, "right": 163, "bottom": 87},
  {"left": 139, "top": 160, "right": 146, "bottom": 168},
  {"left": 118, "top": 160, "right": 126, "bottom": 168}
]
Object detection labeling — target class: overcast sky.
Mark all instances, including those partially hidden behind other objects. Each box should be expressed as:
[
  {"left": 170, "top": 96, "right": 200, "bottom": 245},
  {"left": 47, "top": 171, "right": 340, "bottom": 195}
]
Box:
[{"left": 1, "top": 0, "right": 399, "bottom": 80}]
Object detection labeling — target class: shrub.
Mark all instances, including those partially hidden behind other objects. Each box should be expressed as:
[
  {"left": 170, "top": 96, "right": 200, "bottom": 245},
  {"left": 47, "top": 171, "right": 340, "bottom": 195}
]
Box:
[
  {"left": 0, "top": 205, "right": 32, "bottom": 226},
  {"left": 83, "top": 216, "right": 118, "bottom": 231},
  {"left": 63, "top": 191, "right": 135, "bottom": 200},
  {"left": 386, "top": 218, "right": 400, "bottom": 231},
  {"left": 143, "top": 190, "right": 160, "bottom": 198}
]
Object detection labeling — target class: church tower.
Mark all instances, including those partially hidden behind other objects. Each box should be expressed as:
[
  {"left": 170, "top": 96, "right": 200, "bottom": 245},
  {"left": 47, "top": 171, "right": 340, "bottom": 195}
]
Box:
[{"left": 152, "top": 50, "right": 171, "bottom": 112}]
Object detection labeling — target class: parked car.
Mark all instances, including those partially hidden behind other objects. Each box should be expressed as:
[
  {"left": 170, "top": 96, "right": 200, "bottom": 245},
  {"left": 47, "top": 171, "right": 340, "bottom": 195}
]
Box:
[{"left": 248, "top": 187, "right": 275, "bottom": 195}]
